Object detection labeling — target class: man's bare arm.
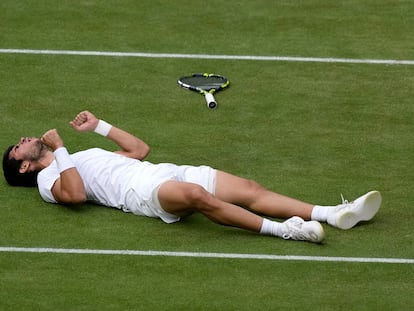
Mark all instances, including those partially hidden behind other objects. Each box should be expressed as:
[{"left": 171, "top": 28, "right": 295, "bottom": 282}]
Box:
[
  {"left": 70, "top": 110, "right": 151, "bottom": 160},
  {"left": 41, "top": 129, "right": 87, "bottom": 205}
]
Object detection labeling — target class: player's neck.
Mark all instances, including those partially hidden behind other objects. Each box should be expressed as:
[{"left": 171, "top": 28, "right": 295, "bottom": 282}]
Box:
[{"left": 37, "top": 150, "right": 55, "bottom": 170}]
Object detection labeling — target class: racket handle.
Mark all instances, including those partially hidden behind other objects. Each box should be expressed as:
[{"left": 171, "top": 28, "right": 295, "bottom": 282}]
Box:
[{"left": 204, "top": 93, "right": 217, "bottom": 109}]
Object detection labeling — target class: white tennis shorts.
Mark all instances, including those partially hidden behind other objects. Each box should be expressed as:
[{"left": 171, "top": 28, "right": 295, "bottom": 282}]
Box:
[{"left": 124, "top": 165, "right": 217, "bottom": 223}]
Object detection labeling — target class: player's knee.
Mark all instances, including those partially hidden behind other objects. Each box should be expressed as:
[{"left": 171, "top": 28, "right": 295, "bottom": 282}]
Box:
[
  {"left": 187, "top": 185, "right": 209, "bottom": 203},
  {"left": 240, "top": 178, "right": 267, "bottom": 205},
  {"left": 245, "top": 179, "right": 264, "bottom": 194},
  {"left": 186, "top": 185, "right": 214, "bottom": 210}
]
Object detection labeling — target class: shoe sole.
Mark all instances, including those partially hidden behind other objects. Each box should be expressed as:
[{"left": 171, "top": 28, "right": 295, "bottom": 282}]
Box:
[{"left": 336, "top": 191, "right": 382, "bottom": 230}]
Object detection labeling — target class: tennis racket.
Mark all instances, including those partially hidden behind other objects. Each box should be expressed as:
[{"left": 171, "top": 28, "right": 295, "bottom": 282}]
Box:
[{"left": 178, "top": 73, "right": 230, "bottom": 109}]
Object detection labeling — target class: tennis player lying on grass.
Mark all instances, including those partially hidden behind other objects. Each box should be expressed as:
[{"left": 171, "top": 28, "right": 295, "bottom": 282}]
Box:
[{"left": 3, "top": 111, "right": 382, "bottom": 243}]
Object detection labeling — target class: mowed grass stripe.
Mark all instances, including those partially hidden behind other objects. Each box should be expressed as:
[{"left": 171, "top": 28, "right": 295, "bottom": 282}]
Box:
[
  {"left": 1, "top": 48, "right": 414, "bottom": 65},
  {"left": 1, "top": 247, "right": 413, "bottom": 264}
]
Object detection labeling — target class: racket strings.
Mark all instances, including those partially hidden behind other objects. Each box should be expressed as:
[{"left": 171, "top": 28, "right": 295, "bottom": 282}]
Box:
[{"left": 181, "top": 77, "right": 227, "bottom": 89}]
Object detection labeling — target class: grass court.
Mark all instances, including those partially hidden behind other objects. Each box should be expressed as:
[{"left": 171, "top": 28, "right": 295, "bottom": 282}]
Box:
[{"left": 0, "top": 1, "right": 413, "bottom": 310}]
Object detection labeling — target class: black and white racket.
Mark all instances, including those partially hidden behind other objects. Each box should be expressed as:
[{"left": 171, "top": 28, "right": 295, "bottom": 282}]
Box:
[{"left": 178, "top": 73, "right": 230, "bottom": 109}]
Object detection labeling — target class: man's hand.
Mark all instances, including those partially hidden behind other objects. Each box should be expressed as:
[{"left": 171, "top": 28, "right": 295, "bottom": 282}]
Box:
[
  {"left": 70, "top": 111, "right": 99, "bottom": 132},
  {"left": 41, "top": 129, "right": 64, "bottom": 151}
]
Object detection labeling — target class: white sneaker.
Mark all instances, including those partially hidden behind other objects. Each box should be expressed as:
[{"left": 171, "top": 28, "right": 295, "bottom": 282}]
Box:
[
  {"left": 282, "top": 216, "right": 325, "bottom": 243},
  {"left": 327, "top": 191, "right": 382, "bottom": 230}
]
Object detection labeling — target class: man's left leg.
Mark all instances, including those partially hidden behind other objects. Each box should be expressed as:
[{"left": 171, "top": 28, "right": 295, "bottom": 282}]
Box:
[
  {"left": 214, "top": 171, "right": 382, "bottom": 230},
  {"left": 214, "top": 171, "right": 315, "bottom": 219}
]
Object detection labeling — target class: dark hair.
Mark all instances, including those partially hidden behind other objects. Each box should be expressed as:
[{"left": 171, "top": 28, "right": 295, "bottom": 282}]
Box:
[{"left": 2, "top": 145, "right": 39, "bottom": 187}]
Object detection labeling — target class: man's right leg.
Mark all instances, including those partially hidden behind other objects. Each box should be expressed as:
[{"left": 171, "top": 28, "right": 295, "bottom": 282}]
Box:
[
  {"left": 157, "top": 180, "right": 324, "bottom": 243},
  {"left": 157, "top": 180, "right": 264, "bottom": 232}
]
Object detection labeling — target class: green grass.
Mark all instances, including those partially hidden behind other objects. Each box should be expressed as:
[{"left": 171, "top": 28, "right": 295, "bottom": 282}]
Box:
[
  {"left": 1, "top": 1, "right": 413, "bottom": 310},
  {"left": 1, "top": 0, "right": 413, "bottom": 58},
  {"left": 1, "top": 254, "right": 412, "bottom": 310}
]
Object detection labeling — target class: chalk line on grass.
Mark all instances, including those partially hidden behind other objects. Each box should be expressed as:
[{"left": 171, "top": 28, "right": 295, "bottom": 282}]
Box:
[
  {"left": 1, "top": 247, "right": 413, "bottom": 264},
  {"left": 0, "top": 48, "right": 413, "bottom": 65}
]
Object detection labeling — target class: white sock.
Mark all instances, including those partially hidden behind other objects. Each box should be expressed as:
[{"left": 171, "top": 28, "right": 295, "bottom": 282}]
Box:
[
  {"left": 311, "top": 205, "right": 334, "bottom": 222},
  {"left": 260, "top": 218, "right": 284, "bottom": 237}
]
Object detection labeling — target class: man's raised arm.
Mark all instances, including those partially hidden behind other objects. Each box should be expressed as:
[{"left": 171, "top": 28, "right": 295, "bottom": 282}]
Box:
[{"left": 70, "top": 110, "right": 150, "bottom": 160}]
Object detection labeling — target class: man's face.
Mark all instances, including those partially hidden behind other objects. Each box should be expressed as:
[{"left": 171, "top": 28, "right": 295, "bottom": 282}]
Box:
[{"left": 8, "top": 137, "right": 48, "bottom": 161}]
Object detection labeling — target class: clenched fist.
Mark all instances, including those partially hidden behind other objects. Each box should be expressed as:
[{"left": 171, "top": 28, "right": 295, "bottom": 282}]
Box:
[
  {"left": 70, "top": 111, "right": 99, "bottom": 132},
  {"left": 41, "top": 129, "right": 64, "bottom": 151}
]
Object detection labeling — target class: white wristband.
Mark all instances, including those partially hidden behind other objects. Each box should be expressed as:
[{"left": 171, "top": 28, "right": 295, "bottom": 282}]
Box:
[
  {"left": 94, "top": 119, "right": 112, "bottom": 137},
  {"left": 54, "top": 147, "right": 75, "bottom": 173}
]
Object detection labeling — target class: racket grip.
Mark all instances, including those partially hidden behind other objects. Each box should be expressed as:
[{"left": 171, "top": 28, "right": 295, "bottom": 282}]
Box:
[{"left": 204, "top": 93, "right": 217, "bottom": 109}]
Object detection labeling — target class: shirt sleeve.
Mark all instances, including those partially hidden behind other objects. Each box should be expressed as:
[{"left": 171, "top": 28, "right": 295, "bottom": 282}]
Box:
[{"left": 37, "top": 161, "right": 59, "bottom": 203}]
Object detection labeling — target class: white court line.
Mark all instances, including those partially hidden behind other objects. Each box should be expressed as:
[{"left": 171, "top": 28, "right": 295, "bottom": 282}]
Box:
[
  {"left": 0, "top": 48, "right": 414, "bottom": 65},
  {"left": 0, "top": 247, "right": 413, "bottom": 264}
]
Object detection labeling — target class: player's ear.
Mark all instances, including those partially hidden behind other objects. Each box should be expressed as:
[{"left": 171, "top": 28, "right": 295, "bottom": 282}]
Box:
[{"left": 19, "top": 160, "right": 31, "bottom": 173}]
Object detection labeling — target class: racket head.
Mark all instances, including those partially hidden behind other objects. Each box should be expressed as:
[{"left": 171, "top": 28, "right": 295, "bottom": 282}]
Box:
[{"left": 177, "top": 73, "right": 230, "bottom": 94}]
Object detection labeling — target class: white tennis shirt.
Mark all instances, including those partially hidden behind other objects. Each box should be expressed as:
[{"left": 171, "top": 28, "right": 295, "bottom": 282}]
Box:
[
  {"left": 37, "top": 148, "right": 177, "bottom": 209},
  {"left": 37, "top": 147, "right": 216, "bottom": 223}
]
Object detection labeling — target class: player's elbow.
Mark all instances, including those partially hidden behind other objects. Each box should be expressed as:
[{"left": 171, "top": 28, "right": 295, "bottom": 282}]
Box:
[
  {"left": 117, "top": 143, "right": 151, "bottom": 160},
  {"left": 141, "top": 144, "right": 151, "bottom": 159},
  {"left": 71, "top": 193, "right": 87, "bottom": 205},
  {"left": 58, "top": 191, "right": 87, "bottom": 205},
  {"left": 134, "top": 144, "right": 151, "bottom": 160}
]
